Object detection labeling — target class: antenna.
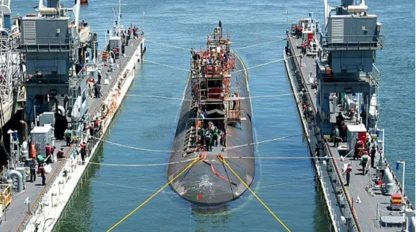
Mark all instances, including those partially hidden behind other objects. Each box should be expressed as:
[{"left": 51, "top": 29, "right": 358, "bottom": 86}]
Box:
[{"left": 118, "top": 0, "right": 121, "bottom": 35}]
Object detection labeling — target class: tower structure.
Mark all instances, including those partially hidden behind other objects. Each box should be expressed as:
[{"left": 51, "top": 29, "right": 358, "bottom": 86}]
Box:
[
  {"left": 317, "top": 0, "right": 384, "bottom": 135},
  {"left": 18, "top": 0, "right": 91, "bottom": 137}
]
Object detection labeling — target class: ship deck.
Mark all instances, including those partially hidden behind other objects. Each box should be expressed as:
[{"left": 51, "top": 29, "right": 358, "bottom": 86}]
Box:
[
  {"left": 285, "top": 34, "right": 407, "bottom": 231},
  {"left": 0, "top": 36, "right": 144, "bottom": 232}
]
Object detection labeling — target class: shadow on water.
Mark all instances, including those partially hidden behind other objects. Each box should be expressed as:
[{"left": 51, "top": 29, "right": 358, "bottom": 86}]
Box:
[{"left": 53, "top": 137, "right": 106, "bottom": 232}]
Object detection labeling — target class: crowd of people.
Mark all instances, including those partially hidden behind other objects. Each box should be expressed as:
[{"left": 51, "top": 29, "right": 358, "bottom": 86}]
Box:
[{"left": 196, "top": 120, "right": 225, "bottom": 152}]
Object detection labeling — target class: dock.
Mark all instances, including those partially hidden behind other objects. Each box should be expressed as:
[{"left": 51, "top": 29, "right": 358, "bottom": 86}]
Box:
[
  {"left": 0, "top": 35, "right": 144, "bottom": 232},
  {"left": 284, "top": 30, "right": 414, "bottom": 232}
]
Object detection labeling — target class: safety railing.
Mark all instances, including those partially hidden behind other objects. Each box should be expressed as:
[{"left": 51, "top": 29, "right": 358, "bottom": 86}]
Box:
[
  {"left": 20, "top": 37, "right": 73, "bottom": 46},
  {"left": 320, "top": 33, "right": 384, "bottom": 49},
  {"left": 368, "top": 64, "right": 380, "bottom": 86},
  {"left": 19, "top": 37, "right": 74, "bottom": 53}
]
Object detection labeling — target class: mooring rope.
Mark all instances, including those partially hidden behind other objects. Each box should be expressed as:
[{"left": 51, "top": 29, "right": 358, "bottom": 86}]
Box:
[
  {"left": 106, "top": 157, "right": 201, "bottom": 232},
  {"left": 218, "top": 155, "right": 291, "bottom": 231}
]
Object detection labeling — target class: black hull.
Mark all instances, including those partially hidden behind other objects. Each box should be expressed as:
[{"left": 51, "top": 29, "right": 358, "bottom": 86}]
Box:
[{"left": 167, "top": 53, "right": 254, "bottom": 206}]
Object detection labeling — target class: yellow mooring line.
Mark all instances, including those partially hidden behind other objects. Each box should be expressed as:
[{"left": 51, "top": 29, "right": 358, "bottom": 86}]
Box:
[
  {"left": 218, "top": 155, "right": 292, "bottom": 232},
  {"left": 106, "top": 157, "right": 201, "bottom": 232}
]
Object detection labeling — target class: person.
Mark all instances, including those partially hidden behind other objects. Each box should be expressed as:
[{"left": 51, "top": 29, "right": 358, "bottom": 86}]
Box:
[
  {"left": 80, "top": 142, "right": 87, "bottom": 165},
  {"left": 39, "top": 163, "right": 46, "bottom": 185},
  {"left": 219, "top": 130, "right": 225, "bottom": 146},
  {"left": 364, "top": 138, "right": 369, "bottom": 152},
  {"left": 64, "top": 128, "right": 72, "bottom": 146},
  {"left": 97, "top": 72, "right": 102, "bottom": 84},
  {"left": 333, "top": 127, "right": 340, "bottom": 148},
  {"left": 94, "top": 118, "right": 100, "bottom": 129},
  {"left": 51, "top": 146, "right": 56, "bottom": 156},
  {"left": 44, "top": 143, "right": 51, "bottom": 157},
  {"left": 45, "top": 146, "right": 55, "bottom": 164},
  {"left": 341, "top": 123, "right": 348, "bottom": 142},
  {"left": 88, "top": 124, "right": 94, "bottom": 137},
  {"left": 336, "top": 112, "right": 344, "bottom": 130},
  {"left": 213, "top": 127, "right": 219, "bottom": 147},
  {"left": 94, "top": 118, "right": 101, "bottom": 136},
  {"left": 361, "top": 152, "right": 370, "bottom": 175},
  {"left": 205, "top": 129, "right": 212, "bottom": 152},
  {"left": 314, "top": 143, "right": 320, "bottom": 160},
  {"left": 30, "top": 159, "right": 37, "bottom": 182},
  {"left": 94, "top": 82, "right": 101, "bottom": 98},
  {"left": 370, "top": 146, "right": 377, "bottom": 168},
  {"left": 231, "top": 93, "right": 237, "bottom": 110},
  {"left": 57, "top": 148, "right": 65, "bottom": 159},
  {"left": 344, "top": 163, "right": 352, "bottom": 186}
]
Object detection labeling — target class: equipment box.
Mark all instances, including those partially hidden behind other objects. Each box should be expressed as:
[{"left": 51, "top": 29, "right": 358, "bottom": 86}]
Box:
[{"left": 31, "top": 124, "right": 54, "bottom": 155}]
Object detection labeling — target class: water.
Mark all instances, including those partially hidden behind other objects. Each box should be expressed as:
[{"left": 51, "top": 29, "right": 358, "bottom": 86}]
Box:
[{"left": 11, "top": 0, "right": 414, "bottom": 231}]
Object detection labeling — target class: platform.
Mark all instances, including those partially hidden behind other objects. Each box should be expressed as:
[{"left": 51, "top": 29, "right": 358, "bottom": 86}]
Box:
[
  {"left": 284, "top": 33, "right": 409, "bottom": 231},
  {"left": 0, "top": 36, "right": 144, "bottom": 232}
]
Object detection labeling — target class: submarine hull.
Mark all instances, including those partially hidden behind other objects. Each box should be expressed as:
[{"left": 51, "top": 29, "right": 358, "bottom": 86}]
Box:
[{"left": 167, "top": 53, "right": 254, "bottom": 206}]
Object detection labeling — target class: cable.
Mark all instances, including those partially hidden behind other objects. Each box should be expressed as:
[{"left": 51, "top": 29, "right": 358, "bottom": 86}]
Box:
[
  {"left": 145, "top": 39, "right": 192, "bottom": 51},
  {"left": 81, "top": 156, "right": 341, "bottom": 169},
  {"left": 125, "top": 92, "right": 306, "bottom": 102},
  {"left": 258, "top": 175, "right": 330, "bottom": 190},
  {"left": 223, "top": 134, "right": 302, "bottom": 151},
  {"left": 231, "top": 56, "right": 299, "bottom": 74},
  {"left": 91, "top": 180, "right": 165, "bottom": 193},
  {"left": 145, "top": 38, "right": 283, "bottom": 51},
  {"left": 143, "top": 59, "right": 189, "bottom": 72},
  {"left": 126, "top": 94, "right": 191, "bottom": 101},
  {"left": 218, "top": 155, "right": 291, "bottom": 231},
  {"left": 233, "top": 38, "right": 285, "bottom": 50},
  {"left": 88, "top": 158, "right": 196, "bottom": 167},
  {"left": 223, "top": 156, "right": 342, "bottom": 160},
  {"left": 141, "top": 55, "right": 299, "bottom": 75},
  {"left": 106, "top": 157, "right": 201, "bottom": 232},
  {"left": 86, "top": 133, "right": 302, "bottom": 154},
  {"left": 87, "top": 133, "right": 176, "bottom": 153}
]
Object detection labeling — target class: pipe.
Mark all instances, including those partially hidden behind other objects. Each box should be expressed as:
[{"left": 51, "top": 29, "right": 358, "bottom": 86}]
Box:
[
  {"left": 38, "top": 8, "right": 58, "bottom": 15},
  {"left": 7, "top": 170, "right": 23, "bottom": 192}
]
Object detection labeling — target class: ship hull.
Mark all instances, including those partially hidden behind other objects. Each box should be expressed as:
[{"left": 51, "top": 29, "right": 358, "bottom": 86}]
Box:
[{"left": 167, "top": 52, "right": 254, "bottom": 206}]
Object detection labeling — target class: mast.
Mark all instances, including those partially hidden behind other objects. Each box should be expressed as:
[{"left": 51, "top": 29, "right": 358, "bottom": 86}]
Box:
[{"left": 118, "top": 0, "right": 121, "bottom": 35}]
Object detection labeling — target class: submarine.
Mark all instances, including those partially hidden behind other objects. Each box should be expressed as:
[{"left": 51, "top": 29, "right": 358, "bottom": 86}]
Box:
[{"left": 167, "top": 21, "right": 255, "bottom": 206}]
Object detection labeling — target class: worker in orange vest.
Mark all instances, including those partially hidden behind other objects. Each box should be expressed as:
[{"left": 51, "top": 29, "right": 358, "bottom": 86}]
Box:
[
  {"left": 57, "top": 148, "right": 65, "bottom": 159},
  {"left": 30, "top": 143, "right": 37, "bottom": 158}
]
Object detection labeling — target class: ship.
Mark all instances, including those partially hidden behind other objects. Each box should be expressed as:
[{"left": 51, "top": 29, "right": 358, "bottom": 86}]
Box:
[
  {"left": 0, "top": 0, "right": 146, "bottom": 230},
  {"left": 283, "top": 0, "right": 415, "bottom": 231},
  {"left": 167, "top": 21, "right": 255, "bottom": 206}
]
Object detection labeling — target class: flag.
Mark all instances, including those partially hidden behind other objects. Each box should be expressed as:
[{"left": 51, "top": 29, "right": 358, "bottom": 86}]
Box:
[{"left": 194, "top": 194, "right": 203, "bottom": 200}]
